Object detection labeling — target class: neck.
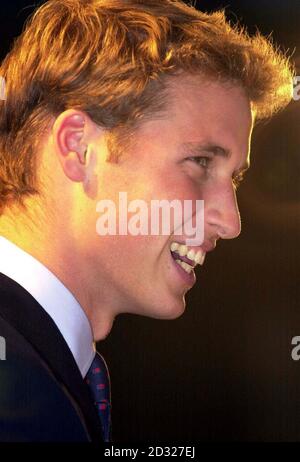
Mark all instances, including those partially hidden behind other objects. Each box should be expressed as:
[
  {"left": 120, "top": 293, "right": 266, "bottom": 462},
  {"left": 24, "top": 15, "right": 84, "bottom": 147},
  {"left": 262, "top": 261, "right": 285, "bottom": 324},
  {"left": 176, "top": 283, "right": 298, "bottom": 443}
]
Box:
[{"left": 0, "top": 205, "right": 116, "bottom": 341}]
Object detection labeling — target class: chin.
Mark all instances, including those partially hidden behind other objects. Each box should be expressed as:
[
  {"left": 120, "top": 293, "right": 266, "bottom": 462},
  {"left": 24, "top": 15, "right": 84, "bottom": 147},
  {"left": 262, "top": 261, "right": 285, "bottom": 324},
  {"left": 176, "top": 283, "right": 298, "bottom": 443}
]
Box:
[{"left": 142, "top": 296, "right": 187, "bottom": 320}]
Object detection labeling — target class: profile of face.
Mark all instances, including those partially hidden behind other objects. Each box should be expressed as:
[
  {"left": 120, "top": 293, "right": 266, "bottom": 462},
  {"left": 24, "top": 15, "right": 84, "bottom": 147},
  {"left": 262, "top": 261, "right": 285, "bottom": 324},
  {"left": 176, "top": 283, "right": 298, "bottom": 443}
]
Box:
[{"left": 51, "top": 76, "right": 254, "bottom": 331}]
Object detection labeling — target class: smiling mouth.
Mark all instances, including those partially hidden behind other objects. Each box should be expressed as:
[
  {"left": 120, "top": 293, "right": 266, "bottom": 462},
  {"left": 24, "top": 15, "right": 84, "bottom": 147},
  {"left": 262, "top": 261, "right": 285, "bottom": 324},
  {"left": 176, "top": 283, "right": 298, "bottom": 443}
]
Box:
[{"left": 170, "top": 242, "right": 206, "bottom": 274}]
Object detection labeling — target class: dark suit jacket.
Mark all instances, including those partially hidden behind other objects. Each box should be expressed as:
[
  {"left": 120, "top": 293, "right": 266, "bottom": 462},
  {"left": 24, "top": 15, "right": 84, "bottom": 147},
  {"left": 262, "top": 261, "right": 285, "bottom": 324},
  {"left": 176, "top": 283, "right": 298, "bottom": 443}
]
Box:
[{"left": 0, "top": 272, "right": 104, "bottom": 442}]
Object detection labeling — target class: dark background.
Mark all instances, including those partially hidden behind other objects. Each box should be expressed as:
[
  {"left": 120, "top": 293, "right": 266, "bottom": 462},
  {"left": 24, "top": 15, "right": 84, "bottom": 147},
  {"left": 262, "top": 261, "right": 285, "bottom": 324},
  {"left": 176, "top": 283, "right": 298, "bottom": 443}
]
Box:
[{"left": 1, "top": 1, "right": 299, "bottom": 441}]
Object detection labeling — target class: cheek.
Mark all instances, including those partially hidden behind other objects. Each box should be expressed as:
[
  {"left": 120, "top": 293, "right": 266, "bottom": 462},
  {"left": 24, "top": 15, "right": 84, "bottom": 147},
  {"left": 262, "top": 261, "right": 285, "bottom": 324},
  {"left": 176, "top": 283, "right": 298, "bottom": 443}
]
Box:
[
  {"left": 99, "top": 235, "right": 157, "bottom": 271},
  {"left": 152, "top": 169, "right": 200, "bottom": 202}
]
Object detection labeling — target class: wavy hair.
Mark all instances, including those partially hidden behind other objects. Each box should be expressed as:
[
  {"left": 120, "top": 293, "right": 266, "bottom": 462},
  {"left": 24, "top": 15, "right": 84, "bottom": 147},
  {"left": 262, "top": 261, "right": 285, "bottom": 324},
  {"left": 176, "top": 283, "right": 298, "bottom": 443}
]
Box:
[{"left": 0, "top": 0, "right": 294, "bottom": 211}]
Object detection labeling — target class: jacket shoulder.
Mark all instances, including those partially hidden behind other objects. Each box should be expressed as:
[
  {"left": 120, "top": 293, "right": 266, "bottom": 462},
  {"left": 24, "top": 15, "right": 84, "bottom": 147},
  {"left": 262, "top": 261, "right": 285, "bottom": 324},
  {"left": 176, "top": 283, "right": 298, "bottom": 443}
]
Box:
[{"left": 0, "top": 313, "right": 90, "bottom": 442}]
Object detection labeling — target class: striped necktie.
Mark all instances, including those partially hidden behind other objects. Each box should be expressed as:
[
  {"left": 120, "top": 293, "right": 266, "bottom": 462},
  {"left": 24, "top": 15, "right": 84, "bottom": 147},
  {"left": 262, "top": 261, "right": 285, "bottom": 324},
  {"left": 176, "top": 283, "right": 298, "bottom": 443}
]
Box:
[{"left": 85, "top": 352, "right": 112, "bottom": 442}]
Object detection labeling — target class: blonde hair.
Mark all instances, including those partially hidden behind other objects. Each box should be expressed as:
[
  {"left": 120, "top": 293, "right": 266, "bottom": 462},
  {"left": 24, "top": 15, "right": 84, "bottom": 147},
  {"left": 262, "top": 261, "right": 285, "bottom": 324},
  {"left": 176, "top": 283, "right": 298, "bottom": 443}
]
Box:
[{"left": 0, "top": 0, "right": 294, "bottom": 211}]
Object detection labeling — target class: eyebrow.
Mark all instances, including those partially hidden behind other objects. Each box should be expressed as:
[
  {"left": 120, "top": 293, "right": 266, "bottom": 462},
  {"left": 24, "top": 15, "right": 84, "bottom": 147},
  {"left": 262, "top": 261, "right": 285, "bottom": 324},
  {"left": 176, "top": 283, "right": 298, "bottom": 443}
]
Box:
[{"left": 181, "top": 141, "right": 250, "bottom": 176}]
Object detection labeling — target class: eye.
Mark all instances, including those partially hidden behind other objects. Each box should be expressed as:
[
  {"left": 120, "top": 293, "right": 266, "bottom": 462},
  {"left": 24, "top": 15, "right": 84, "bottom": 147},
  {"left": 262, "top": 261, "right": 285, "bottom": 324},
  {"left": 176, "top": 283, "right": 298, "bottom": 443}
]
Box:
[{"left": 187, "top": 156, "right": 212, "bottom": 168}]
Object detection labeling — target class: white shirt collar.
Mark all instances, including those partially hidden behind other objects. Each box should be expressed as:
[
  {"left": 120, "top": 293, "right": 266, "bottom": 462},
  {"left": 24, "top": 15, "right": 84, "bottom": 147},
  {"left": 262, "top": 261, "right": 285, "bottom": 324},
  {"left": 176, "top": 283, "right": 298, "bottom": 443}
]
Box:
[{"left": 0, "top": 236, "right": 95, "bottom": 377}]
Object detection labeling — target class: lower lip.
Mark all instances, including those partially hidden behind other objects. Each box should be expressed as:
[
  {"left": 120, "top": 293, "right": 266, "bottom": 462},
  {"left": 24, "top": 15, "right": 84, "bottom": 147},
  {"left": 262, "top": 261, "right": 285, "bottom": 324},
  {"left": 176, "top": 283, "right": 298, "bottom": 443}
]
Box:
[{"left": 170, "top": 251, "right": 196, "bottom": 288}]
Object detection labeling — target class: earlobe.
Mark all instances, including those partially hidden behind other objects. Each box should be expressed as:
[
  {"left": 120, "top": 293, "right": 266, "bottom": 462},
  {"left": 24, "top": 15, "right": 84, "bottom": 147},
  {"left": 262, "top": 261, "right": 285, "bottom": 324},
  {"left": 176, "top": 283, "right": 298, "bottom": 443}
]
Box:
[{"left": 64, "top": 152, "right": 86, "bottom": 182}]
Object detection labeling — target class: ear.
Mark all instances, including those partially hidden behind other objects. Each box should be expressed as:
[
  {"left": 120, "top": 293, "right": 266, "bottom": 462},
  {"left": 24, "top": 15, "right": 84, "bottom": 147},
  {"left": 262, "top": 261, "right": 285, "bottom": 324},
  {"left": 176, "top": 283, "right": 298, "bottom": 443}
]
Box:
[{"left": 52, "top": 109, "right": 91, "bottom": 182}]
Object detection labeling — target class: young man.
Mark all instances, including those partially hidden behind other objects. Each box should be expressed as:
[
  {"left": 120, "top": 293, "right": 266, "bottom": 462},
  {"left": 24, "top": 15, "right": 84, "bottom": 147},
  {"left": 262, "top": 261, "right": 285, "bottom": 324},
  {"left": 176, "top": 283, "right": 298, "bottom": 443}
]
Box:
[{"left": 0, "top": 0, "right": 293, "bottom": 442}]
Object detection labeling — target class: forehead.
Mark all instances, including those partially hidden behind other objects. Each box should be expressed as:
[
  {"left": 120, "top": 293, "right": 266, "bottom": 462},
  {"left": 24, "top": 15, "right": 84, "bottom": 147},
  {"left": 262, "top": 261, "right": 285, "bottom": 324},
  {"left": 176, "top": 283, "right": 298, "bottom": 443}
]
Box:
[
  {"left": 165, "top": 75, "right": 254, "bottom": 145},
  {"left": 128, "top": 75, "right": 254, "bottom": 171}
]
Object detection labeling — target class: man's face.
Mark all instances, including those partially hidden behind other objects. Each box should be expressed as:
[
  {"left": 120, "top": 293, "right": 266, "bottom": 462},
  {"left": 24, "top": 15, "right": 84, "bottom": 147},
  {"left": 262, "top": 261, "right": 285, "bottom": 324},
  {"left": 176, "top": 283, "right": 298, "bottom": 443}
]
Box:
[{"left": 80, "top": 77, "right": 253, "bottom": 321}]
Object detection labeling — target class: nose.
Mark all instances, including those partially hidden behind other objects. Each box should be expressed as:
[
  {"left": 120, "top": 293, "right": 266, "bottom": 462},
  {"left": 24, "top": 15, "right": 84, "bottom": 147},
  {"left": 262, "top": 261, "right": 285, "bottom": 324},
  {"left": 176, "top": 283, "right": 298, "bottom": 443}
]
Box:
[{"left": 206, "top": 183, "right": 241, "bottom": 240}]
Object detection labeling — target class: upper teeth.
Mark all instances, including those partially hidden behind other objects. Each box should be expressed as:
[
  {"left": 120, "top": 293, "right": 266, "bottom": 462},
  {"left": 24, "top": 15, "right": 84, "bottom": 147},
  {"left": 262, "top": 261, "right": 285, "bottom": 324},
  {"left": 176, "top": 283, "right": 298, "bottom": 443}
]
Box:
[{"left": 170, "top": 242, "right": 205, "bottom": 266}]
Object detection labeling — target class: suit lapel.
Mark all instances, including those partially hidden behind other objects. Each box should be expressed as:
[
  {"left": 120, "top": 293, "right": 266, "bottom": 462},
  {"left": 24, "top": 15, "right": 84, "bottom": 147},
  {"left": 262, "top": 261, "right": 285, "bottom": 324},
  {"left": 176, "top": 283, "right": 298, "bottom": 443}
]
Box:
[{"left": 0, "top": 272, "right": 103, "bottom": 442}]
